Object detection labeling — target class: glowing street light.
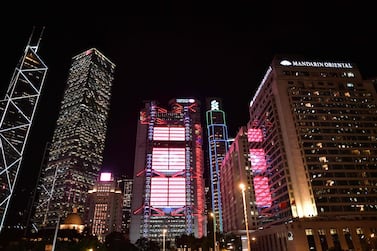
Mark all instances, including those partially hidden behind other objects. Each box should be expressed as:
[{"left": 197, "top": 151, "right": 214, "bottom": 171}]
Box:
[
  {"left": 210, "top": 212, "right": 217, "bottom": 251},
  {"left": 240, "top": 183, "right": 251, "bottom": 251},
  {"left": 163, "top": 229, "right": 167, "bottom": 251}
]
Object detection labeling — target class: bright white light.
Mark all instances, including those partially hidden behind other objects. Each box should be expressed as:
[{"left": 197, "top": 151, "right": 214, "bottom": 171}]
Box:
[{"left": 100, "top": 172, "right": 112, "bottom": 181}]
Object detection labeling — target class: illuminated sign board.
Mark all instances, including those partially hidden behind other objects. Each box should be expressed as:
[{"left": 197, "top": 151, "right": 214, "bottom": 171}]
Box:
[
  {"left": 210, "top": 99, "right": 220, "bottom": 110},
  {"left": 100, "top": 172, "right": 112, "bottom": 181},
  {"left": 280, "top": 60, "right": 352, "bottom": 69},
  {"left": 175, "top": 98, "right": 196, "bottom": 104}
]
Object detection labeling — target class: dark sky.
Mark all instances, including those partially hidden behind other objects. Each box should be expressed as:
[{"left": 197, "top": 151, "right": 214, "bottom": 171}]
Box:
[{"left": 1, "top": 2, "right": 377, "bottom": 224}]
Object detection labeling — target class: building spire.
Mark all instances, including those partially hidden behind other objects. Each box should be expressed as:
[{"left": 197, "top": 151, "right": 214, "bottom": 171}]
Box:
[{"left": 27, "top": 26, "right": 45, "bottom": 53}]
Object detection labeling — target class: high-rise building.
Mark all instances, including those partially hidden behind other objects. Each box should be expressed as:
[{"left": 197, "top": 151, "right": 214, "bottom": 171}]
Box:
[
  {"left": 245, "top": 55, "right": 377, "bottom": 251},
  {"left": 85, "top": 172, "right": 123, "bottom": 242},
  {"left": 0, "top": 27, "right": 47, "bottom": 232},
  {"left": 205, "top": 98, "right": 230, "bottom": 233},
  {"left": 130, "top": 98, "right": 206, "bottom": 246},
  {"left": 33, "top": 48, "right": 115, "bottom": 229},
  {"left": 221, "top": 126, "right": 257, "bottom": 235},
  {"left": 117, "top": 175, "right": 133, "bottom": 237}
]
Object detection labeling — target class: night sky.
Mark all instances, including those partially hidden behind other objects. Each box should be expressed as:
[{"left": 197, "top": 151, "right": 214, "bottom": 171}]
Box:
[{"left": 1, "top": 3, "right": 377, "bottom": 225}]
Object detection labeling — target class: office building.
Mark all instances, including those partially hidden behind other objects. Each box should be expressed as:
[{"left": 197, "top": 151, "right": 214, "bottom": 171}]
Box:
[
  {"left": 205, "top": 98, "right": 230, "bottom": 233},
  {"left": 0, "top": 27, "right": 47, "bottom": 232},
  {"left": 130, "top": 98, "right": 206, "bottom": 246},
  {"left": 221, "top": 126, "right": 257, "bottom": 233},
  {"left": 116, "top": 175, "right": 133, "bottom": 236},
  {"left": 33, "top": 48, "right": 115, "bottom": 229},
  {"left": 86, "top": 172, "right": 123, "bottom": 242},
  {"left": 246, "top": 55, "right": 377, "bottom": 251}
]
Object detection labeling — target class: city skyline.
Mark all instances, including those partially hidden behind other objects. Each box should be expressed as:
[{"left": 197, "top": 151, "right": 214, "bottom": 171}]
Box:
[{"left": 1, "top": 6, "right": 377, "bottom": 226}]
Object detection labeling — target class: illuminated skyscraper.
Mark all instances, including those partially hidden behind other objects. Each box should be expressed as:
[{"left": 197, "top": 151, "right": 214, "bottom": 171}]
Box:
[
  {"left": 33, "top": 48, "right": 115, "bottom": 229},
  {"left": 117, "top": 175, "right": 133, "bottom": 236},
  {"left": 221, "top": 126, "right": 257, "bottom": 234},
  {"left": 86, "top": 172, "right": 123, "bottom": 242},
  {"left": 205, "top": 98, "right": 230, "bottom": 233},
  {"left": 246, "top": 55, "right": 377, "bottom": 251},
  {"left": 0, "top": 27, "right": 47, "bottom": 232},
  {"left": 130, "top": 98, "right": 206, "bottom": 245}
]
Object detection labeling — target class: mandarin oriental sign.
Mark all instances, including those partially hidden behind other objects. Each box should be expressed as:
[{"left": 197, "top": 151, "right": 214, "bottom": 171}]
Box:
[{"left": 280, "top": 60, "right": 353, "bottom": 69}]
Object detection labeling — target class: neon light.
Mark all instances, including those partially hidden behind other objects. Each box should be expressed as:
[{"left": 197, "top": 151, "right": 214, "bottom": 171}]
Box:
[
  {"left": 153, "top": 127, "right": 185, "bottom": 141},
  {"left": 249, "top": 149, "right": 267, "bottom": 172},
  {"left": 150, "top": 177, "right": 186, "bottom": 207},
  {"left": 247, "top": 128, "right": 263, "bottom": 142},
  {"left": 152, "top": 148, "right": 186, "bottom": 172},
  {"left": 254, "top": 176, "right": 272, "bottom": 207},
  {"left": 210, "top": 100, "right": 220, "bottom": 110}
]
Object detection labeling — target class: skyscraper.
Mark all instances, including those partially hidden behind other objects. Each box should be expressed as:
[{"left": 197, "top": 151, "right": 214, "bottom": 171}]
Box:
[
  {"left": 130, "top": 98, "right": 206, "bottom": 245},
  {"left": 245, "top": 55, "right": 377, "bottom": 251},
  {"left": 33, "top": 48, "right": 115, "bottom": 229},
  {"left": 117, "top": 175, "right": 133, "bottom": 237},
  {"left": 0, "top": 27, "right": 47, "bottom": 232},
  {"left": 205, "top": 98, "right": 230, "bottom": 233},
  {"left": 86, "top": 172, "right": 123, "bottom": 242},
  {"left": 221, "top": 126, "right": 256, "bottom": 234}
]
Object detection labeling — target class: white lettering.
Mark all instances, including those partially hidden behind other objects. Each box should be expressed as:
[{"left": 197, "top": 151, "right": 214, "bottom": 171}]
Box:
[{"left": 291, "top": 61, "right": 352, "bottom": 69}]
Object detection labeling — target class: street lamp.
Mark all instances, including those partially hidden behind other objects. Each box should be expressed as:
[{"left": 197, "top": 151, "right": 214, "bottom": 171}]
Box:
[
  {"left": 210, "top": 212, "right": 217, "bottom": 251},
  {"left": 52, "top": 216, "right": 60, "bottom": 251},
  {"left": 240, "top": 183, "right": 251, "bottom": 251},
  {"left": 163, "top": 229, "right": 167, "bottom": 251}
]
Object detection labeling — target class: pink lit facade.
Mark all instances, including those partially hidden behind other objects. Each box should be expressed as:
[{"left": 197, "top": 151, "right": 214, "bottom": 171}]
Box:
[
  {"left": 130, "top": 98, "right": 206, "bottom": 245},
  {"left": 248, "top": 133, "right": 272, "bottom": 208},
  {"left": 221, "top": 126, "right": 257, "bottom": 233}
]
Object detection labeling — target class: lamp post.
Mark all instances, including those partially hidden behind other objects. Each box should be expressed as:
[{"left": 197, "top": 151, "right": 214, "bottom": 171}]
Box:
[
  {"left": 240, "top": 183, "right": 251, "bottom": 251},
  {"left": 52, "top": 216, "right": 60, "bottom": 251},
  {"left": 210, "top": 212, "right": 217, "bottom": 251},
  {"left": 163, "top": 229, "right": 167, "bottom": 251}
]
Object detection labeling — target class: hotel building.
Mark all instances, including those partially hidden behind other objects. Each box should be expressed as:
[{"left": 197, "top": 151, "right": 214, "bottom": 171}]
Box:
[
  {"left": 32, "top": 48, "right": 115, "bottom": 229},
  {"left": 245, "top": 55, "right": 377, "bottom": 251},
  {"left": 129, "top": 98, "right": 206, "bottom": 246}
]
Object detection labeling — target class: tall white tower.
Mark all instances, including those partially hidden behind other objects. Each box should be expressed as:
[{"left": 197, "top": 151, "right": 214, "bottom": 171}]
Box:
[{"left": 0, "top": 27, "right": 48, "bottom": 232}]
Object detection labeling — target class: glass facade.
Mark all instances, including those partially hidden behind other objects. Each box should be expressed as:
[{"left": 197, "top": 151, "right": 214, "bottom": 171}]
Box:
[
  {"left": 0, "top": 30, "right": 47, "bottom": 231},
  {"left": 205, "top": 98, "right": 230, "bottom": 233},
  {"left": 32, "top": 48, "right": 115, "bottom": 229}
]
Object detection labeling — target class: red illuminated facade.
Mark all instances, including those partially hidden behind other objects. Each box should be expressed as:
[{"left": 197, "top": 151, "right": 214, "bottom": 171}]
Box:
[{"left": 130, "top": 98, "right": 206, "bottom": 245}]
